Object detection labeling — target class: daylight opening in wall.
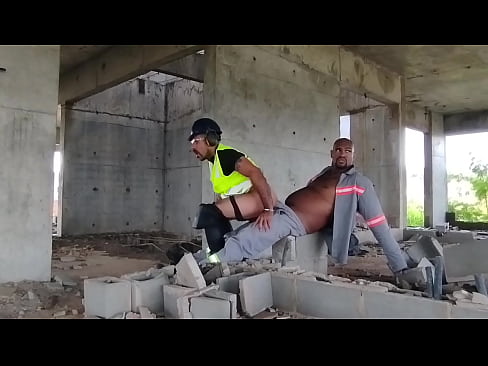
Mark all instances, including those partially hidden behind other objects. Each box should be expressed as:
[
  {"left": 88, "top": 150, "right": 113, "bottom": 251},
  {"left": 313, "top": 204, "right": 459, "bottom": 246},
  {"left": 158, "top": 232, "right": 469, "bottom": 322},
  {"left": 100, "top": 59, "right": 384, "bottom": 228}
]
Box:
[
  {"left": 53, "top": 150, "right": 61, "bottom": 236},
  {"left": 339, "top": 114, "right": 350, "bottom": 138},
  {"left": 405, "top": 128, "right": 424, "bottom": 227},
  {"left": 446, "top": 132, "right": 488, "bottom": 223}
]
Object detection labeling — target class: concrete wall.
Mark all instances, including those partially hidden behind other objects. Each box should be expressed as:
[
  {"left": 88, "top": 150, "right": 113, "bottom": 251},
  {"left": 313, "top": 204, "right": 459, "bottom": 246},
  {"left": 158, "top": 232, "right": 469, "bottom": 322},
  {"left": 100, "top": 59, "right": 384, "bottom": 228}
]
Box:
[
  {"left": 163, "top": 79, "right": 204, "bottom": 237},
  {"left": 202, "top": 46, "right": 340, "bottom": 202},
  {"left": 404, "top": 103, "right": 429, "bottom": 133},
  {"left": 424, "top": 112, "right": 447, "bottom": 227},
  {"left": 62, "top": 78, "right": 165, "bottom": 235},
  {"left": 0, "top": 46, "right": 59, "bottom": 282},
  {"left": 444, "top": 110, "right": 488, "bottom": 135}
]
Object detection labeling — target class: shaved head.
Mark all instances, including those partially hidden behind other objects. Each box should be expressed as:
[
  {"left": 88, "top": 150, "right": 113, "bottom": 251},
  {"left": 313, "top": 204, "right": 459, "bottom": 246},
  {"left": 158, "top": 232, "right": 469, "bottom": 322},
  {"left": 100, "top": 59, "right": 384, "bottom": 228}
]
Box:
[{"left": 331, "top": 138, "right": 355, "bottom": 169}]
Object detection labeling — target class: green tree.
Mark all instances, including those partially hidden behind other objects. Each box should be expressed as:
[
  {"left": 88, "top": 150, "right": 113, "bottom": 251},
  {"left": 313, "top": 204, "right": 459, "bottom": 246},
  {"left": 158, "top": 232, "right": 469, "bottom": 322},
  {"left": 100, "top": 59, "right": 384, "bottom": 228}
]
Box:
[
  {"left": 407, "top": 202, "right": 424, "bottom": 226},
  {"left": 469, "top": 158, "right": 488, "bottom": 214}
]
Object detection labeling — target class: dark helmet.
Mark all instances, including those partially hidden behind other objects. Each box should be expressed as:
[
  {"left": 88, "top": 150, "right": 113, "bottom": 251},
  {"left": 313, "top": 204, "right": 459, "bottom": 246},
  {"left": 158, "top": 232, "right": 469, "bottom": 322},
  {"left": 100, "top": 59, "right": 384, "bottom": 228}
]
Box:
[{"left": 188, "top": 118, "right": 222, "bottom": 141}]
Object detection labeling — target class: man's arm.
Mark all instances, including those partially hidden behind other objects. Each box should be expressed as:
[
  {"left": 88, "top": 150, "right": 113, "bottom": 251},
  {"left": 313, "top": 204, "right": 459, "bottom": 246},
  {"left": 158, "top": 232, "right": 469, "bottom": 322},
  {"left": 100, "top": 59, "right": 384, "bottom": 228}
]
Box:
[
  {"left": 235, "top": 157, "right": 275, "bottom": 231},
  {"left": 356, "top": 177, "right": 408, "bottom": 273}
]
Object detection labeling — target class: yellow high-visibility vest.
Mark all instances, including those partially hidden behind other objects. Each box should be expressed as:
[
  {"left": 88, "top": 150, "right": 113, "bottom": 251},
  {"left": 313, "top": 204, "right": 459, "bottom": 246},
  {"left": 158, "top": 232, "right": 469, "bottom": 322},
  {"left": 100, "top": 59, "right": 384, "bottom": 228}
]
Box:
[{"left": 209, "top": 143, "right": 257, "bottom": 198}]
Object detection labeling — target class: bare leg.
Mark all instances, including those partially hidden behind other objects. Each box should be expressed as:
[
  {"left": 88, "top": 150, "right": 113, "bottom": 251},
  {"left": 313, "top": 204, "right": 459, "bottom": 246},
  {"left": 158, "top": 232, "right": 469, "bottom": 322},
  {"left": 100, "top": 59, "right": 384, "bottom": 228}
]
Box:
[{"left": 215, "top": 189, "right": 278, "bottom": 220}]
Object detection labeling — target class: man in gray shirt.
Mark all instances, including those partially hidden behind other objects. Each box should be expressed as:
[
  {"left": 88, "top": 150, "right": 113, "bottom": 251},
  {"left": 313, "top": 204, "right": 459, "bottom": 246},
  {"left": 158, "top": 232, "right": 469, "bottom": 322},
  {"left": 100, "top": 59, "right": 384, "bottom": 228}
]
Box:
[{"left": 196, "top": 138, "right": 408, "bottom": 275}]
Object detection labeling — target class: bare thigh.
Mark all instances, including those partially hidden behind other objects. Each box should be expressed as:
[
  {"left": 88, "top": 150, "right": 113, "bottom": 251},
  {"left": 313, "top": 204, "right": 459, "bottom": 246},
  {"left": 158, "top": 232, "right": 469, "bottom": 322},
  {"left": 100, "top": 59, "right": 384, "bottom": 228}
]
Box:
[{"left": 216, "top": 189, "right": 278, "bottom": 220}]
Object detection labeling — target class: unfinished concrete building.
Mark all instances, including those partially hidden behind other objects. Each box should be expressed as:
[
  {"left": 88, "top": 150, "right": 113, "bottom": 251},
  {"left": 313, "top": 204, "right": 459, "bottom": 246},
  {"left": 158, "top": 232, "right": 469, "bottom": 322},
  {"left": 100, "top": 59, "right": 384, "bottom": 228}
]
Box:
[{"left": 1, "top": 45, "right": 488, "bottom": 318}]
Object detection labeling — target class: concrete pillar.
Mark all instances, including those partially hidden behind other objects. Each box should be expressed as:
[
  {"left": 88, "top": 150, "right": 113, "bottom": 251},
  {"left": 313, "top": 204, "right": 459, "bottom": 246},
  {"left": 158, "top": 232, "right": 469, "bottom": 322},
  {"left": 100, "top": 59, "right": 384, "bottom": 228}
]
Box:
[
  {"left": 350, "top": 103, "right": 405, "bottom": 228},
  {"left": 0, "top": 46, "right": 60, "bottom": 282},
  {"left": 424, "top": 112, "right": 447, "bottom": 227}
]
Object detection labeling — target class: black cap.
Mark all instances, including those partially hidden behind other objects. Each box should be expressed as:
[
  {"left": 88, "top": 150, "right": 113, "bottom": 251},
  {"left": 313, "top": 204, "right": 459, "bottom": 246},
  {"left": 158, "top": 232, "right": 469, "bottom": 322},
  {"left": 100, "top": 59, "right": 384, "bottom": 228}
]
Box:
[{"left": 188, "top": 118, "right": 222, "bottom": 141}]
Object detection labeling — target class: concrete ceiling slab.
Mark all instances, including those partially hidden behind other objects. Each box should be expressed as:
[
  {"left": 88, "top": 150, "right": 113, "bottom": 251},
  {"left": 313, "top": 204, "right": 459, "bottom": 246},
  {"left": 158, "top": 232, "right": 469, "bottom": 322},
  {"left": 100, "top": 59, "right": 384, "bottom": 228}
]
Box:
[
  {"left": 60, "top": 45, "right": 111, "bottom": 74},
  {"left": 345, "top": 45, "right": 488, "bottom": 114}
]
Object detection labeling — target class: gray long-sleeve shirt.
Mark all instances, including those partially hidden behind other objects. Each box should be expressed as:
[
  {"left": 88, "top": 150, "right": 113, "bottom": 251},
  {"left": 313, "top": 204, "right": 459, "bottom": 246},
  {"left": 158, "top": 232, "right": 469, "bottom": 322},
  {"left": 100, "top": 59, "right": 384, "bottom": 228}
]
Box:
[{"left": 311, "top": 166, "right": 408, "bottom": 273}]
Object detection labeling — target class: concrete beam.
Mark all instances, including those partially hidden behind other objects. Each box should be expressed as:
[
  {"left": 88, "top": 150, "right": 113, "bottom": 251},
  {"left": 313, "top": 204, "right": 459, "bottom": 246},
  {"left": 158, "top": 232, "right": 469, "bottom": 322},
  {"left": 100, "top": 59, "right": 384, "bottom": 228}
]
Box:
[
  {"left": 444, "top": 110, "right": 488, "bottom": 135},
  {"left": 154, "top": 53, "right": 205, "bottom": 82},
  {"left": 339, "top": 47, "right": 402, "bottom": 105},
  {"left": 59, "top": 45, "right": 202, "bottom": 104}
]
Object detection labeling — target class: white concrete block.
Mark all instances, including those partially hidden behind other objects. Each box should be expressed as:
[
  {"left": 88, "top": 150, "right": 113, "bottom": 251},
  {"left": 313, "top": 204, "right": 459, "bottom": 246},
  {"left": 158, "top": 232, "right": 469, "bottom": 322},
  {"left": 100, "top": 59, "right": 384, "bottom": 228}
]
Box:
[
  {"left": 175, "top": 253, "right": 206, "bottom": 289},
  {"left": 272, "top": 232, "right": 328, "bottom": 274},
  {"left": 239, "top": 272, "right": 273, "bottom": 317},
  {"left": 216, "top": 272, "right": 254, "bottom": 294},
  {"left": 295, "top": 277, "right": 363, "bottom": 318},
  {"left": 126, "top": 272, "right": 169, "bottom": 313},
  {"left": 444, "top": 240, "right": 488, "bottom": 282},
  {"left": 162, "top": 285, "right": 197, "bottom": 318},
  {"left": 407, "top": 235, "right": 443, "bottom": 264},
  {"left": 83, "top": 277, "right": 132, "bottom": 319},
  {"left": 363, "top": 291, "right": 451, "bottom": 318},
  {"left": 440, "top": 230, "right": 475, "bottom": 244},
  {"left": 139, "top": 306, "right": 156, "bottom": 319},
  {"left": 451, "top": 302, "right": 488, "bottom": 318},
  {"left": 190, "top": 297, "right": 232, "bottom": 318},
  {"left": 270, "top": 272, "right": 297, "bottom": 313},
  {"left": 175, "top": 284, "right": 219, "bottom": 318},
  {"left": 204, "top": 290, "right": 238, "bottom": 318}
]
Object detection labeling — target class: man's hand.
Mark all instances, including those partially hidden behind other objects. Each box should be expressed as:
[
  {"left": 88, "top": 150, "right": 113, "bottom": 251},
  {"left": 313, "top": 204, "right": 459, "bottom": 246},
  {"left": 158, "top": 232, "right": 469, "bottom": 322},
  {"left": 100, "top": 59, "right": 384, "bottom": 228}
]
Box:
[{"left": 254, "top": 210, "right": 274, "bottom": 231}]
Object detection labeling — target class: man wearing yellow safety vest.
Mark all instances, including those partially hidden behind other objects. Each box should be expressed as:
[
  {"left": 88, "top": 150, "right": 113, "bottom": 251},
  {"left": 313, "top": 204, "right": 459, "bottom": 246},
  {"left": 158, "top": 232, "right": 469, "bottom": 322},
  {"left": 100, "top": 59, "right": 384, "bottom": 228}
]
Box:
[
  {"left": 166, "top": 117, "right": 277, "bottom": 264},
  {"left": 195, "top": 138, "right": 409, "bottom": 276}
]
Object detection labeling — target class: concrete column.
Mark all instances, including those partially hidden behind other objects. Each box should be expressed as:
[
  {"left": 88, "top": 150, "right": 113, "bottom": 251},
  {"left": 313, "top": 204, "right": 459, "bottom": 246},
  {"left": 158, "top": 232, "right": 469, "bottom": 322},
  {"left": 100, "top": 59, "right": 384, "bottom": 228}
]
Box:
[
  {"left": 350, "top": 103, "right": 405, "bottom": 228},
  {"left": 0, "top": 46, "right": 60, "bottom": 282},
  {"left": 424, "top": 112, "right": 447, "bottom": 227}
]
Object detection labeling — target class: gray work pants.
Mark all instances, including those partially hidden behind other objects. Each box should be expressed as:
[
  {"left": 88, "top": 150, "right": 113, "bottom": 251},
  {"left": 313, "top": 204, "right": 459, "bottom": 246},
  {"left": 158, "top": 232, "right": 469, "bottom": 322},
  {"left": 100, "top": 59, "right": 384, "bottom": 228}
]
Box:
[{"left": 209, "top": 201, "right": 307, "bottom": 263}]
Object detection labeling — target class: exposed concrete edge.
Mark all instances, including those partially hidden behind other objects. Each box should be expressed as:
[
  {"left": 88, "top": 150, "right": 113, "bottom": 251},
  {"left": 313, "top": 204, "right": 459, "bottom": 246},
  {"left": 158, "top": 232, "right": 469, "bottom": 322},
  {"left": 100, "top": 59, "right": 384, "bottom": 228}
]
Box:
[{"left": 270, "top": 272, "right": 488, "bottom": 318}]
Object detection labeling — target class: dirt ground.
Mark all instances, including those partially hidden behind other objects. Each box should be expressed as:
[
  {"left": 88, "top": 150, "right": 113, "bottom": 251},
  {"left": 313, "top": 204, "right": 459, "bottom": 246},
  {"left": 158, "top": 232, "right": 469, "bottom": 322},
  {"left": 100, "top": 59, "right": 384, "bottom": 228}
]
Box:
[{"left": 0, "top": 233, "right": 392, "bottom": 319}]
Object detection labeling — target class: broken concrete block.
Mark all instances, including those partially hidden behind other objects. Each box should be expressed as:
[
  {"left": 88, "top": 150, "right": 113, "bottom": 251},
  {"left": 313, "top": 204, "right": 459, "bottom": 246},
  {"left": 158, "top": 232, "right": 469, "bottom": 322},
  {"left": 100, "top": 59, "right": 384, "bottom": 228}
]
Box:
[
  {"left": 190, "top": 297, "right": 232, "bottom": 318},
  {"left": 272, "top": 233, "right": 328, "bottom": 274},
  {"left": 161, "top": 265, "right": 176, "bottom": 277},
  {"left": 53, "top": 310, "right": 66, "bottom": 317},
  {"left": 162, "top": 285, "right": 197, "bottom": 318},
  {"left": 204, "top": 290, "right": 238, "bottom": 319},
  {"left": 472, "top": 292, "right": 488, "bottom": 305},
  {"left": 83, "top": 277, "right": 132, "bottom": 319},
  {"left": 54, "top": 273, "right": 77, "bottom": 287},
  {"left": 175, "top": 254, "right": 206, "bottom": 289},
  {"left": 216, "top": 272, "right": 255, "bottom": 294},
  {"left": 403, "top": 228, "right": 436, "bottom": 241},
  {"left": 139, "top": 306, "right": 156, "bottom": 319},
  {"left": 272, "top": 236, "right": 297, "bottom": 263},
  {"left": 271, "top": 272, "right": 297, "bottom": 313},
  {"left": 444, "top": 240, "right": 488, "bottom": 282},
  {"left": 406, "top": 235, "right": 443, "bottom": 264},
  {"left": 175, "top": 284, "right": 219, "bottom": 319},
  {"left": 239, "top": 272, "right": 273, "bottom": 317},
  {"left": 440, "top": 230, "right": 475, "bottom": 244},
  {"left": 123, "top": 271, "right": 169, "bottom": 314},
  {"left": 72, "top": 309, "right": 79, "bottom": 315},
  {"left": 397, "top": 267, "right": 429, "bottom": 286},
  {"left": 203, "top": 263, "right": 230, "bottom": 284},
  {"left": 45, "top": 282, "right": 64, "bottom": 292}
]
